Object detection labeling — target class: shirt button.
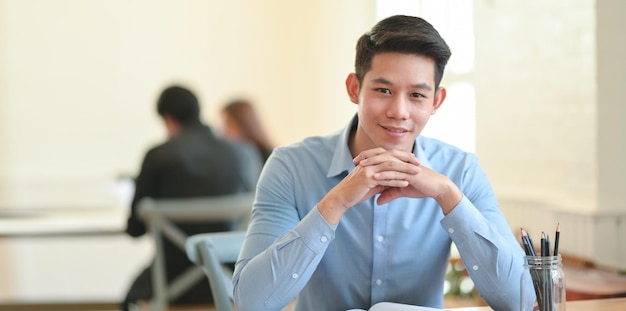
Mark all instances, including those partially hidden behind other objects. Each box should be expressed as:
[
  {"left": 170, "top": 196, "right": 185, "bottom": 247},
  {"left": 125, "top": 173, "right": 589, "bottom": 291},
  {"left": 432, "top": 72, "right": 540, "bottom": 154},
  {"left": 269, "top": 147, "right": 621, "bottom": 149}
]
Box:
[
  {"left": 291, "top": 273, "right": 298, "bottom": 279},
  {"left": 448, "top": 228, "right": 454, "bottom": 234},
  {"left": 320, "top": 236, "right": 328, "bottom": 243},
  {"left": 472, "top": 265, "right": 478, "bottom": 271},
  {"left": 377, "top": 235, "right": 384, "bottom": 242},
  {"left": 375, "top": 279, "right": 382, "bottom": 286}
]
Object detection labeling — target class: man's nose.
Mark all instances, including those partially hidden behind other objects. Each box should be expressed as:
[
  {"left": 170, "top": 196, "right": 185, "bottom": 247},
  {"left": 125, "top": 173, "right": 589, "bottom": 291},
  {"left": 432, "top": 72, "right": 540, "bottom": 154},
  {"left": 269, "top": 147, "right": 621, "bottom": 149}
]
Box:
[{"left": 386, "top": 95, "right": 410, "bottom": 119}]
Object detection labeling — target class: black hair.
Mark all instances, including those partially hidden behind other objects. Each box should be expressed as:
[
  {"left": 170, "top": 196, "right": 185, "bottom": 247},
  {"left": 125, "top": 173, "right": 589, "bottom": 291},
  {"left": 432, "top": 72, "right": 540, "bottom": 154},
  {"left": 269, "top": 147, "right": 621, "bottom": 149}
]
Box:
[
  {"left": 354, "top": 15, "right": 452, "bottom": 89},
  {"left": 156, "top": 85, "right": 201, "bottom": 125}
]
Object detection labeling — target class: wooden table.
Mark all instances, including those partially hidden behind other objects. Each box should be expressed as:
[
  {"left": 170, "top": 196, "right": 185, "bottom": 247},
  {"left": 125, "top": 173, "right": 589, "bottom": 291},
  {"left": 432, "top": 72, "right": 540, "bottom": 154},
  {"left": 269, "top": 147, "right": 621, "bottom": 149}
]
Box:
[
  {"left": 451, "top": 297, "right": 626, "bottom": 311},
  {"left": 563, "top": 264, "right": 626, "bottom": 300}
]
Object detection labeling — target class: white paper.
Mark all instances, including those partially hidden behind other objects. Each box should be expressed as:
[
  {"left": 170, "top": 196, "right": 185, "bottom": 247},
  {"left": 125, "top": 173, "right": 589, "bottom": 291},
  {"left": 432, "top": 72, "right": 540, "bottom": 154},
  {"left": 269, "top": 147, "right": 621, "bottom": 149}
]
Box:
[{"left": 347, "top": 302, "right": 443, "bottom": 311}]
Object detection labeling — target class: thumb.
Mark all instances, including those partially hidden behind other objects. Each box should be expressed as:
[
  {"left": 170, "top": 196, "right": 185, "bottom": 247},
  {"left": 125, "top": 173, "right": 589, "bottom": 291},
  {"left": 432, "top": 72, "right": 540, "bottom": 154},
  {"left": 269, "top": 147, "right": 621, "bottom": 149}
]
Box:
[{"left": 376, "top": 187, "right": 403, "bottom": 205}]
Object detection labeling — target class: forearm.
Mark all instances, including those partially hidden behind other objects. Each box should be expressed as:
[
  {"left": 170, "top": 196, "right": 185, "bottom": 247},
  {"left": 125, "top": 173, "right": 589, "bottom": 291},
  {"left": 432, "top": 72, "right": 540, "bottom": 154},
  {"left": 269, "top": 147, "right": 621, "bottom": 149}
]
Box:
[
  {"left": 317, "top": 194, "right": 349, "bottom": 225},
  {"left": 434, "top": 180, "right": 463, "bottom": 215},
  {"left": 442, "top": 197, "right": 526, "bottom": 310},
  {"left": 233, "top": 208, "right": 334, "bottom": 310}
]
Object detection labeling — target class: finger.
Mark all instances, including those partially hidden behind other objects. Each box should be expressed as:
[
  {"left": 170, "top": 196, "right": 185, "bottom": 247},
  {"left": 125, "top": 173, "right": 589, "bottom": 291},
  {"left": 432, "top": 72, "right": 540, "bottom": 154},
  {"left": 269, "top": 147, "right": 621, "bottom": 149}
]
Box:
[
  {"left": 353, "top": 147, "right": 387, "bottom": 164},
  {"left": 372, "top": 179, "right": 409, "bottom": 188},
  {"left": 386, "top": 149, "right": 420, "bottom": 165},
  {"left": 375, "top": 161, "right": 421, "bottom": 175},
  {"left": 373, "top": 170, "right": 419, "bottom": 182},
  {"left": 357, "top": 150, "right": 420, "bottom": 167},
  {"left": 376, "top": 187, "right": 403, "bottom": 205}
]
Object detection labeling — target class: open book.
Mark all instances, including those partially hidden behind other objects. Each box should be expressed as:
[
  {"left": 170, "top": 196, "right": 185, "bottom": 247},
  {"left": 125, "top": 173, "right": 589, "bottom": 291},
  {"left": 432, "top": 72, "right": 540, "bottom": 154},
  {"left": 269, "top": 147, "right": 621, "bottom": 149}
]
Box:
[{"left": 347, "top": 302, "right": 443, "bottom": 311}]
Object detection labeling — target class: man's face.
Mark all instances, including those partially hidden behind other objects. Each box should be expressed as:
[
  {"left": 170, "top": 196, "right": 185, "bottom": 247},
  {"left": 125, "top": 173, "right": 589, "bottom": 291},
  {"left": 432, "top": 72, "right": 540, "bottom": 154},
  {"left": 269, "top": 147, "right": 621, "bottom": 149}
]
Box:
[{"left": 347, "top": 52, "right": 445, "bottom": 155}]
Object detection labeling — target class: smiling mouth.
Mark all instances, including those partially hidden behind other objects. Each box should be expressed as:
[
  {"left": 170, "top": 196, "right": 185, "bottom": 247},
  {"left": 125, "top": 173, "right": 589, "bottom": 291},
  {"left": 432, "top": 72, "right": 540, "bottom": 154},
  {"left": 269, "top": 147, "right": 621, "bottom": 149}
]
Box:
[{"left": 381, "top": 125, "right": 408, "bottom": 134}]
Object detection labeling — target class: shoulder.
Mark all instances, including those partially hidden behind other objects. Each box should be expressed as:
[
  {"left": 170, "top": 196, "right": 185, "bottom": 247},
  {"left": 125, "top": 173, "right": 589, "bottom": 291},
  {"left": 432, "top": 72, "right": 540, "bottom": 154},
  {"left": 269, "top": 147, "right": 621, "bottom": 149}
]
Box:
[
  {"left": 418, "top": 136, "right": 478, "bottom": 169},
  {"left": 142, "top": 140, "right": 170, "bottom": 161},
  {"left": 271, "top": 132, "right": 339, "bottom": 162},
  {"left": 260, "top": 131, "right": 341, "bottom": 182},
  {"left": 142, "top": 127, "right": 234, "bottom": 161},
  {"left": 229, "top": 140, "right": 264, "bottom": 165},
  {"left": 419, "top": 136, "right": 475, "bottom": 157},
  {"left": 229, "top": 139, "right": 260, "bottom": 154}
]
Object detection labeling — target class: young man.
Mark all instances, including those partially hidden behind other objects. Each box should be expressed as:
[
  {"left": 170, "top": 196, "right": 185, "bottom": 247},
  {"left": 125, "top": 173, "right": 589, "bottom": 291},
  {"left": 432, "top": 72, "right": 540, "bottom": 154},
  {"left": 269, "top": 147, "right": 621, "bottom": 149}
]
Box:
[{"left": 233, "top": 15, "right": 529, "bottom": 311}]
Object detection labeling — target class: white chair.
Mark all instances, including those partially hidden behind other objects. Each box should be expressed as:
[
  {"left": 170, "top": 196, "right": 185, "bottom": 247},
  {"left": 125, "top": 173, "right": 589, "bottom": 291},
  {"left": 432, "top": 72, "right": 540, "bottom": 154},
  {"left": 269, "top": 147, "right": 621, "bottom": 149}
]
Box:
[
  {"left": 138, "top": 192, "right": 254, "bottom": 311},
  {"left": 186, "top": 231, "right": 246, "bottom": 311}
]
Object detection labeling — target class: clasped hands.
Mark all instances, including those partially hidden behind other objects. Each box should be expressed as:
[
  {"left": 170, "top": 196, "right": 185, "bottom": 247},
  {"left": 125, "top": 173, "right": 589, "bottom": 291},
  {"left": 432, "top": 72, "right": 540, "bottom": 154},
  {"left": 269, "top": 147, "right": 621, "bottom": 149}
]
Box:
[{"left": 318, "top": 148, "right": 462, "bottom": 225}]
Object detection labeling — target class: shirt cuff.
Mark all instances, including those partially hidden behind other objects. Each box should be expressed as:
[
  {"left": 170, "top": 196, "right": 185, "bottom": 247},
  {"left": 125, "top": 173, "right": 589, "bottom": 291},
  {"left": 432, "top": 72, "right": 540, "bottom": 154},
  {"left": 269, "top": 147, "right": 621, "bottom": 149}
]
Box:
[
  {"left": 293, "top": 205, "right": 336, "bottom": 254},
  {"left": 440, "top": 195, "right": 484, "bottom": 243}
]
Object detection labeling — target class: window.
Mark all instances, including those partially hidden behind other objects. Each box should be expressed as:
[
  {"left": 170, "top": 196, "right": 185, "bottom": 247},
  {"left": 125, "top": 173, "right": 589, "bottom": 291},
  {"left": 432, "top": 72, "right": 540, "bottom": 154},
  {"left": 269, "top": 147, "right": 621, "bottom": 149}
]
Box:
[{"left": 376, "top": 0, "right": 476, "bottom": 152}]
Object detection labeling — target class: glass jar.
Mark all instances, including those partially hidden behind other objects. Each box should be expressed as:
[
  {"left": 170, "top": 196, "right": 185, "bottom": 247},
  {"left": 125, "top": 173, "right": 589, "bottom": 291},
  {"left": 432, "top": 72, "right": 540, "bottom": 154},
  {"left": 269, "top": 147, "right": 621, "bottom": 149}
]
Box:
[{"left": 520, "top": 255, "right": 566, "bottom": 311}]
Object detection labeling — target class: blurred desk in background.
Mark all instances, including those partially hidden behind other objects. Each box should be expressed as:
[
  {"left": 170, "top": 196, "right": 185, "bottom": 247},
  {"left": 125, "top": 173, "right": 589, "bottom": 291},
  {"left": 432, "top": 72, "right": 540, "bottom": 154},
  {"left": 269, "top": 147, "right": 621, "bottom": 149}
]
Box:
[
  {"left": 0, "top": 178, "right": 133, "bottom": 236},
  {"left": 0, "top": 206, "right": 126, "bottom": 237},
  {"left": 0, "top": 178, "right": 152, "bottom": 306}
]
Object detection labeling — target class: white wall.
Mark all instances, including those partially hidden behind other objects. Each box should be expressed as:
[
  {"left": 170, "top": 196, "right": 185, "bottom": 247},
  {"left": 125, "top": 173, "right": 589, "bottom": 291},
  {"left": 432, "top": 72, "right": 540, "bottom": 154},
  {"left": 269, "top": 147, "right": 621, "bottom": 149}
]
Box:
[
  {"left": 475, "top": 0, "right": 598, "bottom": 213},
  {"left": 0, "top": 0, "right": 376, "bottom": 303},
  {"left": 474, "top": 0, "right": 626, "bottom": 268},
  {"left": 597, "top": 0, "right": 626, "bottom": 215},
  {"left": 0, "top": 0, "right": 374, "bottom": 185}
]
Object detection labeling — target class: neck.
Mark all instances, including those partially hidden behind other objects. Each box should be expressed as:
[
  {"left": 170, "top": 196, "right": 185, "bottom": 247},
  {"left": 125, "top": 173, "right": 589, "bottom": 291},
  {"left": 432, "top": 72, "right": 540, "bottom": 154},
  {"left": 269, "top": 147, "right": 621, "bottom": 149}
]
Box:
[{"left": 163, "top": 116, "right": 183, "bottom": 138}]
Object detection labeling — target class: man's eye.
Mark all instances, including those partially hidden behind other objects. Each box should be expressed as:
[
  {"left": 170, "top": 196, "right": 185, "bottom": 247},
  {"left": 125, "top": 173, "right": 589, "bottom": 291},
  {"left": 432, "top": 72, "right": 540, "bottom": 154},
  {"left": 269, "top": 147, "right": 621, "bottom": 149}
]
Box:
[
  {"left": 375, "top": 88, "right": 391, "bottom": 94},
  {"left": 410, "top": 93, "right": 425, "bottom": 98}
]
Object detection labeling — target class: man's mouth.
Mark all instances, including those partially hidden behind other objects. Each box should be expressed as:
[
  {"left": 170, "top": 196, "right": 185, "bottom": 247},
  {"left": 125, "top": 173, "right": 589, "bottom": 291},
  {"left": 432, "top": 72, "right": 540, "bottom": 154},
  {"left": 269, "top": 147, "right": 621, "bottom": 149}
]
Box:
[{"left": 381, "top": 125, "right": 408, "bottom": 134}]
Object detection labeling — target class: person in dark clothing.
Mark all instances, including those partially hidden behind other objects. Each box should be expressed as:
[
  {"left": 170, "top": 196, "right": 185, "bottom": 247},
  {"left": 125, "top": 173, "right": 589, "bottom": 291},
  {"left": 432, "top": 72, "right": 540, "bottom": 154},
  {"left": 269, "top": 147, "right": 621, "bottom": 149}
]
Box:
[{"left": 122, "top": 85, "right": 258, "bottom": 310}]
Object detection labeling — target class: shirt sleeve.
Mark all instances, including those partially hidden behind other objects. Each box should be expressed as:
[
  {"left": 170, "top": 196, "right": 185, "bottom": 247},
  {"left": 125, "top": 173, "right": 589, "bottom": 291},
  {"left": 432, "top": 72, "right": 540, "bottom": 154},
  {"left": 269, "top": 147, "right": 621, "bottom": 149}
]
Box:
[
  {"left": 440, "top": 158, "right": 529, "bottom": 311},
  {"left": 232, "top": 154, "right": 336, "bottom": 311}
]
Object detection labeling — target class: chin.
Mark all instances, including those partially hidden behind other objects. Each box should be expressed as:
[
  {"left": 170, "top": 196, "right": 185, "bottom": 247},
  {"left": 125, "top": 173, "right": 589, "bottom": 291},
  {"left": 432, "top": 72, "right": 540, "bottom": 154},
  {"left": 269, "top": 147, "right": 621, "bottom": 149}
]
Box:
[{"left": 378, "top": 142, "right": 413, "bottom": 152}]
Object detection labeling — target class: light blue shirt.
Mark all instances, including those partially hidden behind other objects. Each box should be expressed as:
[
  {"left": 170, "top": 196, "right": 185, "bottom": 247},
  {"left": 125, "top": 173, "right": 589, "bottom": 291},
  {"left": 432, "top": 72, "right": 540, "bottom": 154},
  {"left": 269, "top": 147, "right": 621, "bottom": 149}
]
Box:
[{"left": 233, "top": 117, "right": 530, "bottom": 311}]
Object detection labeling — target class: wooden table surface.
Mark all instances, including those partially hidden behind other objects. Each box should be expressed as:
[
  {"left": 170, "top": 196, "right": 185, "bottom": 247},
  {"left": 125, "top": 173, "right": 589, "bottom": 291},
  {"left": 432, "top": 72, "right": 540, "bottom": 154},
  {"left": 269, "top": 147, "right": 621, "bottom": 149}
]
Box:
[{"left": 452, "top": 297, "right": 626, "bottom": 311}]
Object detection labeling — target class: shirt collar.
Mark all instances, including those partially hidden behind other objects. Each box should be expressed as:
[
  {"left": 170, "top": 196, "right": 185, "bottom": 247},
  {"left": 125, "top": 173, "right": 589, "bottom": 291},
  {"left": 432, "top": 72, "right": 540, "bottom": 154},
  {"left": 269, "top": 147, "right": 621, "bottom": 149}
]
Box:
[
  {"left": 327, "top": 115, "right": 358, "bottom": 178},
  {"left": 327, "top": 115, "right": 432, "bottom": 178},
  {"left": 414, "top": 138, "right": 432, "bottom": 169}
]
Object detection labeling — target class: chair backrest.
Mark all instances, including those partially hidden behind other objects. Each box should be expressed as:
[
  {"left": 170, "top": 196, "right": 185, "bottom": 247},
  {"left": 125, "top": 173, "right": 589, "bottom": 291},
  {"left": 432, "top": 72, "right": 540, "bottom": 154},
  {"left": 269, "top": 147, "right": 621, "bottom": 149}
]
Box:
[
  {"left": 138, "top": 192, "right": 254, "bottom": 311},
  {"left": 139, "top": 192, "right": 255, "bottom": 224},
  {"left": 186, "top": 231, "right": 246, "bottom": 311}
]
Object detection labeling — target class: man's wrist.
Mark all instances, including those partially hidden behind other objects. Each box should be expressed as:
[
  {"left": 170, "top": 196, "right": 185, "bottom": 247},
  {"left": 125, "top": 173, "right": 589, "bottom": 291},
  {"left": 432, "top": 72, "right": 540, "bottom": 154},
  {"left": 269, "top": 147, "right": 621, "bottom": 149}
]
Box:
[
  {"left": 436, "top": 183, "right": 463, "bottom": 215},
  {"left": 317, "top": 196, "right": 346, "bottom": 225}
]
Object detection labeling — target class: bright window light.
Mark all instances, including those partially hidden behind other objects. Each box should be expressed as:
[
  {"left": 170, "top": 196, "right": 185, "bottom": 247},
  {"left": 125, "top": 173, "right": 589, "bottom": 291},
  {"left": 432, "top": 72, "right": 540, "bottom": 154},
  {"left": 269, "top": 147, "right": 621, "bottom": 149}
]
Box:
[
  {"left": 376, "top": 0, "right": 476, "bottom": 152},
  {"left": 422, "top": 82, "right": 476, "bottom": 152}
]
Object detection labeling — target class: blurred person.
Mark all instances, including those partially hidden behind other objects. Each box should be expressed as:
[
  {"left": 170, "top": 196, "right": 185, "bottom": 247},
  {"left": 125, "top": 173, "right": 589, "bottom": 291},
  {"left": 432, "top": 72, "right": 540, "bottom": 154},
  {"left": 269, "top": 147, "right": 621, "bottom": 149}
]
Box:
[
  {"left": 122, "top": 85, "right": 257, "bottom": 310},
  {"left": 221, "top": 98, "right": 274, "bottom": 162}
]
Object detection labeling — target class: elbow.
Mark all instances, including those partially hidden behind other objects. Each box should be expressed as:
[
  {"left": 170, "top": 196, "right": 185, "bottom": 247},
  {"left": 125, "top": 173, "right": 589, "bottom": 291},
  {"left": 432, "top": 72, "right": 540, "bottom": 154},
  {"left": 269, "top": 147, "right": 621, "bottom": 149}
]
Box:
[
  {"left": 233, "top": 275, "right": 262, "bottom": 311},
  {"left": 233, "top": 291, "right": 264, "bottom": 311},
  {"left": 232, "top": 281, "right": 246, "bottom": 311},
  {"left": 481, "top": 280, "right": 525, "bottom": 311}
]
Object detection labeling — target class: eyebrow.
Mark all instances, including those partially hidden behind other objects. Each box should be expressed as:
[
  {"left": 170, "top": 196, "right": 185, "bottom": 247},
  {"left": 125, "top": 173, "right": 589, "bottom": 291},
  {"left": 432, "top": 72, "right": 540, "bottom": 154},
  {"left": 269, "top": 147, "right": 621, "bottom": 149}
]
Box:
[{"left": 371, "top": 77, "right": 433, "bottom": 92}]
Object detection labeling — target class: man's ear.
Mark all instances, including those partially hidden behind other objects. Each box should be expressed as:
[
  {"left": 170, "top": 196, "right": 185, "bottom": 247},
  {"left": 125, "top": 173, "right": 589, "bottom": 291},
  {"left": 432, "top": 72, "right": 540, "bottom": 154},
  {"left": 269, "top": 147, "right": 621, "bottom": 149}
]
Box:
[
  {"left": 345, "top": 73, "right": 360, "bottom": 104},
  {"left": 431, "top": 86, "right": 447, "bottom": 115}
]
